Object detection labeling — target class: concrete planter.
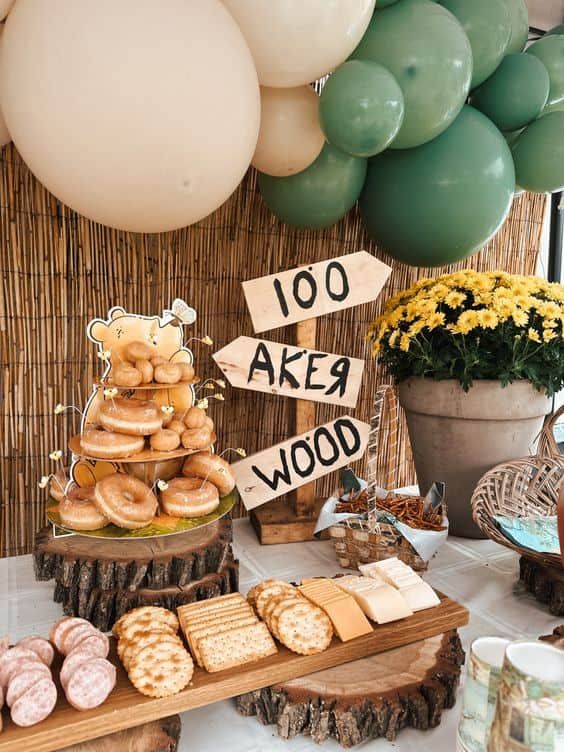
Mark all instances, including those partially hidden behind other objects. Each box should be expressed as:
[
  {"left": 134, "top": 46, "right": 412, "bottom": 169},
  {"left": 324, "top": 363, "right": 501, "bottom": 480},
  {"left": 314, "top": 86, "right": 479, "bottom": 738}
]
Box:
[{"left": 398, "top": 378, "right": 552, "bottom": 538}]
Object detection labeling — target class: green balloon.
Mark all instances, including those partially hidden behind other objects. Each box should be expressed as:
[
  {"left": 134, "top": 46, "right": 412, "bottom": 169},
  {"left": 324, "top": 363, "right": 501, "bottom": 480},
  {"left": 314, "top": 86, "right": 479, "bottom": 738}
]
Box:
[
  {"left": 438, "top": 0, "right": 510, "bottom": 88},
  {"left": 360, "top": 106, "right": 515, "bottom": 267},
  {"left": 504, "top": 0, "right": 529, "bottom": 54},
  {"left": 319, "top": 61, "right": 404, "bottom": 157},
  {"left": 258, "top": 143, "right": 367, "bottom": 229},
  {"left": 350, "top": 0, "right": 472, "bottom": 149},
  {"left": 547, "top": 24, "right": 564, "bottom": 36},
  {"left": 527, "top": 35, "right": 564, "bottom": 110},
  {"left": 511, "top": 112, "right": 564, "bottom": 193},
  {"left": 471, "top": 54, "right": 550, "bottom": 131}
]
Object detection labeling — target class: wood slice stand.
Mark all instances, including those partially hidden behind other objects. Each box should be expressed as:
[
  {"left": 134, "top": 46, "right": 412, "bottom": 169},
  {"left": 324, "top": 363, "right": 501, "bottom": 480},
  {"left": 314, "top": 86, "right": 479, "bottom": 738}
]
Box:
[
  {"left": 519, "top": 556, "right": 564, "bottom": 616},
  {"left": 33, "top": 518, "right": 239, "bottom": 631},
  {"left": 236, "top": 629, "right": 464, "bottom": 747},
  {"left": 251, "top": 319, "right": 325, "bottom": 545},
  {"left": 58, "top": 715, "right": 181, "bottom": 752}
]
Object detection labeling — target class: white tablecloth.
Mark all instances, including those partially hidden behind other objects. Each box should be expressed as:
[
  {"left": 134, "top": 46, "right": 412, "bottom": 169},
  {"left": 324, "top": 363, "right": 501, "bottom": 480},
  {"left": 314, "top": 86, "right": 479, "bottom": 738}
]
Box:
[{"left": 1, "top": 519, "right": 559, "bottom": 751}]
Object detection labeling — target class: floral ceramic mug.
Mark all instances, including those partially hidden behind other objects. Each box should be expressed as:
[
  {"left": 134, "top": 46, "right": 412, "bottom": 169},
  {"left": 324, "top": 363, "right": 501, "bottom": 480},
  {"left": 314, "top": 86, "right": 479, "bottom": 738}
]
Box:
[
  {"left": 487, "top": 641, "right": 564, "bottom": 752},
  {"left": 457, "top": 636, "right": 511, "bottom": 752}
]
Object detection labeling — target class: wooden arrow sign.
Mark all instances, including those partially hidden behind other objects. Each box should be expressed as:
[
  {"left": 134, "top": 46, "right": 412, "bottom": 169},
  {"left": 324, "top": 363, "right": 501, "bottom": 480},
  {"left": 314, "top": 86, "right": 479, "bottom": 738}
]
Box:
[
  {"left": 242, "top": 251, "right": 392, "bottom": 333},
  {"left": 233, "top": 415, "right": 370, "bottom": 511},
  {"left": 213, "top": 336, "right": 365, "bottom": 408}
]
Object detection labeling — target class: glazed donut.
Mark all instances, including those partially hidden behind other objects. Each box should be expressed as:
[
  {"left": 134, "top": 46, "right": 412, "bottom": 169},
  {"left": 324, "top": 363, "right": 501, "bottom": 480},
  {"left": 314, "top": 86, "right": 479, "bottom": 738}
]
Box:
[
  {"left": 184, "top": 406, "right": 206, "bottom": 429},
  {"left": 178, "top": 363, "right": 195, "bottom": 382},
  {"left": 154, "top": 363, "right": 182, "bottom": 385},
  {"left": 125, "top": 341, "right": 153, "bottom": 361},
  {"left": 80, "top": 428, "right": 144, "bottom": 459},
  {"left": 135, "top": 359, "right": 154, "bottom": 384},
  {"left": 94, "top": 475, "right": 157, "bottom": 529},
  {"left": 98, "top": 397, "right": 162, "bottom": 436},
  {"left": 182, "top": 452, "right": 236, "bottom": 497},
  {"left": 49, "top": 468, "right": 69, "bottom": 503},
  {"left": 150, "top": 429, "right": 181, "bottom": 452},
  {"left": 168, "top": 419, "right": 187, "bottom": 436},
  {"left": 59, "top": 485, "right": 110, "bottom": 531},
  {"left": 161, "top": 477, "right": 219, "bottom": 518},
  {"left": 111, "top": 363, "right": 142, "bottom": 387},
  {"left": 181, "top": 426, "right": 212, "bottom": 450},
  {"left": 150, "top": 356, "right": 167, "bottom": 368}
]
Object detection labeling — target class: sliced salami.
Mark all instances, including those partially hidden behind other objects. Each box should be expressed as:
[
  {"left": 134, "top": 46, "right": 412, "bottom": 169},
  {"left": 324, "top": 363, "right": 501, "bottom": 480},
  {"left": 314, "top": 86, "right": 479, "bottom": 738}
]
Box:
[
  {"left": 65, "top": 658, "right": 116, "bottom": 711},
  {"left": 59, "top": 651, "right": 92, "bottom": 691},
  {"left": 4, "top": 659, "right": 51, "bottom": 690},
  {"left": 0, "top": 648, "right": 44, "bottom": 688},
  {"left": 61, "top": 623, "right": 99, "bottom": 656},
  {"left": 10, "top": 677, "right": 57, "bottom": 727},
  {"left": 50, "top": 617, "right": 91, "bottom": 654},
  {"left": 70, "top": 633, "right": 109, "bottom": 659},
  {"left": 16, "top": 637, "right": 55, "bottom": 667},
  {"left": 6, "top": 668, "right": 51, "bottom": 708}
]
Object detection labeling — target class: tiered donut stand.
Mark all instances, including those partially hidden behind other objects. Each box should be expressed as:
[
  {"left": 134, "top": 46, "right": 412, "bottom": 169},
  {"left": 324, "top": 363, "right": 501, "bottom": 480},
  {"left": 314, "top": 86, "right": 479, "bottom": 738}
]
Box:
[{"left": 33, "top": 304, "right": 239, "bottom": 631}]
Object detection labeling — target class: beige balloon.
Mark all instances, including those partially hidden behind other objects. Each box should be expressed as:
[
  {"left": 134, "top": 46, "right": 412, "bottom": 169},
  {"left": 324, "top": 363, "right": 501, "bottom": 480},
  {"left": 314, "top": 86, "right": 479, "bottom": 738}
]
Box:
[
  {"left": 0, "top": 0, "right": 14, "bottom": 21},
  {"left": 0, "top": 28, "right": 11, "bottom": 147},
  {"left": 221, "top": 0, "right": 376, "bottom": 87},
  {"left": 253, "top": 86, "right": 325, "bottom": 177},
  {"left": 0, "top": 0, "right": 260, "bottom": 233}
]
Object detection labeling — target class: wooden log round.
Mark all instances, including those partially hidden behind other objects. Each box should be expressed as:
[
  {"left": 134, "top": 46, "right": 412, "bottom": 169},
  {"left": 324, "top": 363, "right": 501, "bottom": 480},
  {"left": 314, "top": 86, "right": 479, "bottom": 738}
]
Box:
[
  {"left": 519, "top": 556, "right": 564, "bottom": 616},
  {"left": 34, "top": 518, "right": 233, "bottom": 591},
  {"left": 53, "top": 559, "right": 239, "bottom": 632},
  {"left": 57, "top": 715, "right": 181, "bottom": 752},
  {"left": 236, "top": 629, "right": 464, "bottom": 747}
]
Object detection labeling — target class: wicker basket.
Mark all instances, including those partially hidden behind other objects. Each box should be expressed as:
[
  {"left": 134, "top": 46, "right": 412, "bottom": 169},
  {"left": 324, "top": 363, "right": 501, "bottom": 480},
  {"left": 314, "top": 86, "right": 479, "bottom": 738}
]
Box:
[
  {"left": 329, "top": 385, "right": 435, "bottom": 573},
  {"left": 471, "top": 405, "right": 564, "bottom": 569}
]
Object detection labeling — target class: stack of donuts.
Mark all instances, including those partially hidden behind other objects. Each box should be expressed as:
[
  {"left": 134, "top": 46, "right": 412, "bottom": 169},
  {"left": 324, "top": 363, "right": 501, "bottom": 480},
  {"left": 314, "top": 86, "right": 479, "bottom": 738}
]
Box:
[
  {"left": 55, "top": 450, "right": 236, "bottom": 532},
  {"left": 109, "top": 340, "right": 195, "bottom": 387}
]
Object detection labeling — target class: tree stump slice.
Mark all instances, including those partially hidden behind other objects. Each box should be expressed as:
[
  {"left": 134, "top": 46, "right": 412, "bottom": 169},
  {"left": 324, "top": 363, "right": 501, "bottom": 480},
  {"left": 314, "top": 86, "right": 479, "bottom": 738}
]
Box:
[
  {"left": 34, "top": 518, "right": 233, "bottom": 591},
  {"left": 57, "top": 715, "right": 181, "bottom": 752},
  {"left": 236, "top": 630, "right": 464, "bottom": 747},
  {"left": 519, "top": 556, "right": 564, "bottom": 616}
]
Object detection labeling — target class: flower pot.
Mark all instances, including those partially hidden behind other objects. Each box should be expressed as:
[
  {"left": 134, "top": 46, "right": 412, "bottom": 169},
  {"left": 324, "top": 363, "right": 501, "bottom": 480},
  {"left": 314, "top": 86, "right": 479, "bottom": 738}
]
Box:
[{"left": 398, "top": 378, "right": 552, "bottom": 538}]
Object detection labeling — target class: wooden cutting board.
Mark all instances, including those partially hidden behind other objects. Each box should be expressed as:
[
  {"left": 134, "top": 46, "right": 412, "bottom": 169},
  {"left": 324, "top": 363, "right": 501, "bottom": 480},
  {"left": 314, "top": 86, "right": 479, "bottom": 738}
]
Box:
[{"left": 0, "top": 593, "right": 468, "bottom": 752}]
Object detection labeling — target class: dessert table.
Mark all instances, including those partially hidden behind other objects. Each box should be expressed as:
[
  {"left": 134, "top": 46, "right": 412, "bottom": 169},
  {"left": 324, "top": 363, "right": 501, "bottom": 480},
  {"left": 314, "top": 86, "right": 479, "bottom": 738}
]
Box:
[{"left": 1, "top": 518, "right": 558, "bottom": 752}]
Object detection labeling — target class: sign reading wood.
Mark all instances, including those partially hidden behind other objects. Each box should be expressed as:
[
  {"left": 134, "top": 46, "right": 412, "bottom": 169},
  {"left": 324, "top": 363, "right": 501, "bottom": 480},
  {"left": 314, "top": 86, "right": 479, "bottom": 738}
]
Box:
[
  {"left": 234, "top": 416, "right": 370, "bottom": 511},
  {"left": 213, "top": 336, "right": 365, "bottom": 408},
  {"left": 242, "top": 251, "right": 392, "bottom": 333}
]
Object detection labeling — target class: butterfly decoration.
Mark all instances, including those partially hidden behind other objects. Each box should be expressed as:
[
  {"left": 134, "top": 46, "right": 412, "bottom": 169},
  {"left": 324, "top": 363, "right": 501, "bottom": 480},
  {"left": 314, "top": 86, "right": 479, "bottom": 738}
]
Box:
[{"left": 165, "top": 298, "right": 197, "bottom": 327}]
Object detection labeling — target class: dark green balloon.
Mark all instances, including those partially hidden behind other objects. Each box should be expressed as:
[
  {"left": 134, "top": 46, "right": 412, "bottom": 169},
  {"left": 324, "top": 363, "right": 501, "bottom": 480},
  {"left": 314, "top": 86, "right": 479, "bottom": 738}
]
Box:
[
  {"left": 511, "top": 112, "right": 564, "bottom": 193},
  {"left": 504, "top": 0, "right": 529, "bottom": 54},
  {"left": 360, "top": 106, "right": 515, "bottom": 267},
  {"left": 471, "top": 54, "right": 550, "bottom": 131},
  {"left": 547, "top": 24, "right": 564, "bottom": 36},
  {"left": 350, "top": 0, "right": 472, "bottom": 149},
  {"left": 319, "top": 60, "right": 404, "bottom": 157},
  {"left": 438, "top": 0, "right": 510, "bottom": 88},
  {"left": 258, "top": 143, "right": 367, "bottom": 229},
  {"left": 527, "top": 35, "right": 564, "bottom": 109}
]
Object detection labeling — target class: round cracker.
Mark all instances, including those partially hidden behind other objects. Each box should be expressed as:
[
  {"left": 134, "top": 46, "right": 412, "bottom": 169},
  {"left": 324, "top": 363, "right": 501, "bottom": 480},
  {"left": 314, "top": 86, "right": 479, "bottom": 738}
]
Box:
[
  {"left": 113, "top": 606, "right": 178, "bottom": 637},
  {"left": 277, "top": 602, "right": 333, "bottom": 655},
  {"left": 121, "top": 633, "right": 183, "bottom": 671},
  {"left": 255, "top": 583, "right": 297, "bottom": 619},
  {"left": 128, "top": 642, "right": 193, "bottom": 698}
]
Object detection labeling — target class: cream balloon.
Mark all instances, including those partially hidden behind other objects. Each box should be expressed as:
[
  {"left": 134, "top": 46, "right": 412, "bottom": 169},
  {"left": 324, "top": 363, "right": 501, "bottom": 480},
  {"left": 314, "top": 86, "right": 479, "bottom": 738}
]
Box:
[
  {"left": 221, "top": 0, "right": 376, "bottom": 87},
  {"left": 0, "top": 28, "right": 11, "bottom": 147},
  {"left": 0, "top": 0, "right": 14, "bottom": 21},
  {"left": 253, "top": 86, "right": 325, "bottom": 177},
  {"left": 0, "top": 0, "right": 260, "bottom": 233}
]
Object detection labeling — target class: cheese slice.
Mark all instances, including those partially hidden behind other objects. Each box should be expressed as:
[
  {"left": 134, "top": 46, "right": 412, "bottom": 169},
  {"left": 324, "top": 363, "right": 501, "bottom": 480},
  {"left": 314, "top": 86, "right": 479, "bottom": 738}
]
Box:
[
  {"left": 353, "top": 584, "right": 413, "bottom": 624},
  {"left": 320, "top": 597, "right": 373, "bottom": 641},
  {"left": 400, "top": 582, "right": 440, "bottom": 612}
]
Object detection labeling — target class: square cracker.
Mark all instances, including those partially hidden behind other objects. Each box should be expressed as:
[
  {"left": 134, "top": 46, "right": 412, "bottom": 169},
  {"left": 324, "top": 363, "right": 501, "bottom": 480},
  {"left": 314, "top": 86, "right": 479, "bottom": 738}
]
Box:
[{"left": 197, "top": 622, "right": 277, "bottom": 673}]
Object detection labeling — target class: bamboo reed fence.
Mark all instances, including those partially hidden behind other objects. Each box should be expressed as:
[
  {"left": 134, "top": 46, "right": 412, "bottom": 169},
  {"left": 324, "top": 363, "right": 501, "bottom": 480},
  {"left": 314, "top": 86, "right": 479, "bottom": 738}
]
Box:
[{"left": 0, "top": 144, "right": 546, "bottom": 556}]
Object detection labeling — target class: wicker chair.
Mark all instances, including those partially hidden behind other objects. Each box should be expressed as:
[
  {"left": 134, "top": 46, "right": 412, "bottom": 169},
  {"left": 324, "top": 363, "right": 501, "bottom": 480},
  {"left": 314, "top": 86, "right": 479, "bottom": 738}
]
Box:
[{"left": 471, "top": 405, "right": 564, "bottom": 570}]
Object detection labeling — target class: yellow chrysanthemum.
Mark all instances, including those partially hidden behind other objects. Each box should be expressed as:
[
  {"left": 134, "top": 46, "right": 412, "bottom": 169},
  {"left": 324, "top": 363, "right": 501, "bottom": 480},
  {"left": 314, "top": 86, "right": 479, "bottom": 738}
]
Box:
[
  {"left": 426, "top": 312, "right": 446, "bottom": 329},
  {"left": 389, "top": 330, "right": 401, "bottom": 348},
  {"left": 477, "top": 310, "right": 499, "bottom": 329},
  {"left": 444, "top": 291, "right": 466, "bottom": 308},
  {"left": 493, "top": 299, "right": 514, "bottom": 320},
  {"left": 527, "top": 328, "right": 541, "bottom": 343},
  {"left": 543, "top": 329, "right": 557, "bottom": 343},
  {"left": 408, "top": 320, "right": 426, "bottom": 336},
  {"left": 399, "top": 333, "right": 411, "bottom": 352},
  {"left": 543, "top": 318, "right": 558, "bottom": 329},
  {"left": 538, "top": 301, "right": 561, "bottom": 319},
  {"left": 512, "top": 309, "right": 529, "bottom": 327},
  {"left": 454, "top": 310, "right": 479, "bottom": 335}
]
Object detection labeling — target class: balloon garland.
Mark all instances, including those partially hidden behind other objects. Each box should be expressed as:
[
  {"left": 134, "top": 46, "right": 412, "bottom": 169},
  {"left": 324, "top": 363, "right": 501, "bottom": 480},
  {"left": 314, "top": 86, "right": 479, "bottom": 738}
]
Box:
[{"left": 0, "top": 0, "right": 561, "bottom": 264}]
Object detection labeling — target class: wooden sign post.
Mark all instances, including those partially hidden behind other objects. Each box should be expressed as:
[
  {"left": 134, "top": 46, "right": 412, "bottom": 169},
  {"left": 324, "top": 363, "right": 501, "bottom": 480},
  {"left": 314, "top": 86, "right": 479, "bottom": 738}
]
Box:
[{"left": 236, "top": 251, "right": 391, "bottom": 544}]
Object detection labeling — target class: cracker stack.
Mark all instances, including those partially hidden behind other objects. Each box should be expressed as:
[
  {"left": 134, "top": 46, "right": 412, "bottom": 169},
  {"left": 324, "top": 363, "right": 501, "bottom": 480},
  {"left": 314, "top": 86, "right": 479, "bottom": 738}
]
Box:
[
  {"left": 178, "top": 593, "right": 278, "bottom": 673},
  {"left": 114, "top": 606, "right": 194, "bottom": 697},
  {"left": 247, "top": 580, "right": 334, "bottom": 655},
  {"left": 299, "top": 579, "right": 373, "bottom": 641}
]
